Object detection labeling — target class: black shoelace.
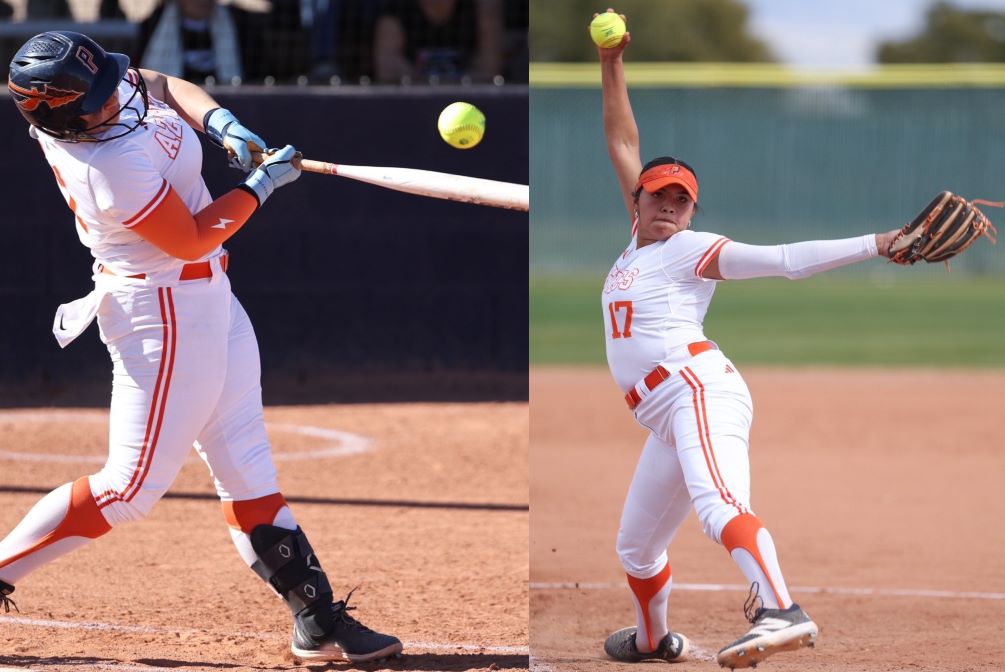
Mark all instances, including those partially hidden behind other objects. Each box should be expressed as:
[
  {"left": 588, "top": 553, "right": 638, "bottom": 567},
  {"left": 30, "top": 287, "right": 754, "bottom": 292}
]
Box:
[
  {"left": 334, "top": 586, "right": 376, "bottom": 633},
  {"left": 743, "top": 581, "right": 764, "bottom": 623},
  {"left": 0, "top": 592, "right": 18, "bottom": 614}
]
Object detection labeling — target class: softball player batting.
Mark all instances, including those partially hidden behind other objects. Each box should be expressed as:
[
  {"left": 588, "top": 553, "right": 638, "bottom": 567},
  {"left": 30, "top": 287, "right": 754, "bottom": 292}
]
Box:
[
  {"left": 594, "top": 12, "right": 901, "bottom": 669},
  {"left": 0, "top": 31, "right": 401, "bottom": 663}
]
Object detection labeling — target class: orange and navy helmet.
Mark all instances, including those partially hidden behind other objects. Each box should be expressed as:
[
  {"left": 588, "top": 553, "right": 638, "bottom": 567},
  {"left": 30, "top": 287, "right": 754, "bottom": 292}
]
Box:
[
  {"left": 633, "top": 156, "right": 699, "bottom": 203},
  {"left": 8, "top": 31, "right": 142, "bottom": 141}
]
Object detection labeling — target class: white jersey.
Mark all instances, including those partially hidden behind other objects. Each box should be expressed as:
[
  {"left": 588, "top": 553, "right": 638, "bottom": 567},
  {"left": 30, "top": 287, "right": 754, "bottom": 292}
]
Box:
[
  {"left": 35, "top": 71, "right": 215, "bottom": 277},
  {"left": 603, "top": 229, "right": 729, "bottom": 392}
]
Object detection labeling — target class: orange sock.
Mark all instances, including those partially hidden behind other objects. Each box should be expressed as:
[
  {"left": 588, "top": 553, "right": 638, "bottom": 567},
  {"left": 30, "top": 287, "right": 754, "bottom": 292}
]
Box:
[
  {"left": 626, "top": 561, "right": 672, "bottom": 651},
  {"left": 222, "top": 492, "right": 289, "bottom": 533},
  {"left": 0, "top": 476, "right": 111, "bottom": 581},
  {"left": 720, "top": 513, "right": 792, "bottom": 609}
]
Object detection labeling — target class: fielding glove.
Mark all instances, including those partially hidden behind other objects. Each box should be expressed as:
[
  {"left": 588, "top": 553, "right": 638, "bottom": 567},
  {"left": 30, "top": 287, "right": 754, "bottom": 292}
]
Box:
[{"left": 888, "top": 191, "right": 999, "bottom": 268}]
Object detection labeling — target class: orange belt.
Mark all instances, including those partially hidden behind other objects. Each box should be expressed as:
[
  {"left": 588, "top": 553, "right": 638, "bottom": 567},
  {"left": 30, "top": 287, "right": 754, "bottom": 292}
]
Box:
[
  {"left": 625, "top": 340, "right": 718, "bottom": 410},
  {"left": 100, "top": 253, "right": 229, "bottom": 281}
]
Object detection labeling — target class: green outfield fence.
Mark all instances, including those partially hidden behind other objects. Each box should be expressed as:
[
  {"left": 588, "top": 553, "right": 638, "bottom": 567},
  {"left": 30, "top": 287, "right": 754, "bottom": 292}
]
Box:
[{"left": 530, "top": 63, "right": 1005, "bottom": 277}]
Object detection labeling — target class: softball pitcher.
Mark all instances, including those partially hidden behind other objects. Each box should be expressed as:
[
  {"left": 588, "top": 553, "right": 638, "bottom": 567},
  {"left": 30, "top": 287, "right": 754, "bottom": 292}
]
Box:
[
  {"left": 0, "top": 31, "right": 401, "bottom": 663},
  {"left": 594, "top": 12, "right": 901, "bottom": 669}
]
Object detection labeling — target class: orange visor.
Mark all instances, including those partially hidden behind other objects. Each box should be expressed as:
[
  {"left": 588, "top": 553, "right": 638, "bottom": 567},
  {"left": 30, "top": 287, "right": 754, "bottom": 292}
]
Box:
[{"left": 634, "top": 163, "right": 699, "bottom": 202}]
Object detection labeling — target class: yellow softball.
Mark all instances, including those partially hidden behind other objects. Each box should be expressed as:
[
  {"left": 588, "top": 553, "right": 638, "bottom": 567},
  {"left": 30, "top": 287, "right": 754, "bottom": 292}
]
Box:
[
  {"left": 590, "top": 12, "right": 626, "bottom": 49},
  {"left": 437, "top": 102, "right": 485, "bottom": 149}
]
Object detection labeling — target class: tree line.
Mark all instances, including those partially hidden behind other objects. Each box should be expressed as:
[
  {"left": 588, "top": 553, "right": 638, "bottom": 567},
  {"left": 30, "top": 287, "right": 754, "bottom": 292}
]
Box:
[{"left": 530, "top": 1, "right": 1005, "bottom": 64}]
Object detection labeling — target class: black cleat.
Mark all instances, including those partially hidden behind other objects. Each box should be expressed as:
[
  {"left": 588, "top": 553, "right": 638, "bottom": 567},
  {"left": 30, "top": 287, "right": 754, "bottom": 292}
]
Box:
[
  {"left": 291, "top": 590, "right": 402, "bottom": 663},
  {"left": 604, "top": 626, "right": 690, "bottom": 662},
  {"left": 716, "top": 586, "right": 817, "bottom": 669}
]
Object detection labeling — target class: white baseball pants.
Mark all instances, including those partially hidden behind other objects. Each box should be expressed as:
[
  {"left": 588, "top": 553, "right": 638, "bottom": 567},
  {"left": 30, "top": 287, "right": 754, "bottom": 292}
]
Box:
[
  {"left": 621, "top": 348, "right": 754, "bottom": 566},
  {"left": 92, "top": 272, "right": 280, "bottom": 522},
  {"left": 616, "top": 348, "right": 794, "bottom": 651},
  {"left": 0, "top": 272, "right": 282, "bottom": 583}
]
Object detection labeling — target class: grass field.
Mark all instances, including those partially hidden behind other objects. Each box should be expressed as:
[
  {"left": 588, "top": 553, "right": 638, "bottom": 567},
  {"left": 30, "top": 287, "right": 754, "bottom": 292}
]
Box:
[{"left": 531, "top": 274, "right": 1005, "bottom": 366}]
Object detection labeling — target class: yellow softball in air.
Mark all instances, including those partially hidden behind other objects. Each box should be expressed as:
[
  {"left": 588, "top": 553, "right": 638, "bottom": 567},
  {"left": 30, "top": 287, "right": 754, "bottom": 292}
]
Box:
[
  {"left": 590, "top": 11, "right": 626, "bottom": 49},
  {"left": 437, "top": 102, "right": 485, "bottom": 149}
]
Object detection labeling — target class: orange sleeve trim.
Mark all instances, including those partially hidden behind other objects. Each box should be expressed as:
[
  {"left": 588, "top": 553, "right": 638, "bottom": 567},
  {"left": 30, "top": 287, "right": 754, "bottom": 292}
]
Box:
[
  {"left": 122, "top": 178, "right": 169, "bottom": 228},
  {"left": 223, "top": 493, "right": 289, "bottom": 533},
  {"left": 695, "top": 237, "right": 731, "bottom": 277}
]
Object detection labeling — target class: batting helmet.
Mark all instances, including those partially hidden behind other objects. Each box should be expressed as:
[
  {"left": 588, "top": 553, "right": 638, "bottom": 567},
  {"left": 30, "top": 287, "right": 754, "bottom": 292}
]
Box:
[{"left": 8, "top": 31, "right": 140, "bottom": 141}]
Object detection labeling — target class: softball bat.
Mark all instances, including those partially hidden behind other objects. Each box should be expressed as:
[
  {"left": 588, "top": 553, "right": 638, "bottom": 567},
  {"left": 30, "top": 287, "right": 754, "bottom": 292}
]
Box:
[{"left": 252, "top": 151, "right": 528, "bottom": 212}]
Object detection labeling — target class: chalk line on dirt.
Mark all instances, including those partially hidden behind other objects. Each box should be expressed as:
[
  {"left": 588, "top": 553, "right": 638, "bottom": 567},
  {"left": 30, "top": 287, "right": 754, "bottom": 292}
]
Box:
[
  {"left": 530, "top": 581, "right": 1005, "bottom": 600},
  {"left": 0, "top": 614, "right": 528, "bottom": 656},
  {"left": 0, "top": 410, "right": 373, "bottom": 463}
]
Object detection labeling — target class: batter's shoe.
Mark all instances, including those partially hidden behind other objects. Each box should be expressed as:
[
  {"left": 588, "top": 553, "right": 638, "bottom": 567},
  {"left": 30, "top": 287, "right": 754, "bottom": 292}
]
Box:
[
  {"left": 291, "top": 590, "right": 402, "bottom": 663},
  {"left": 716, "top": 588, "right": 817, "bottom": 670},
  {"left": 604, "top": 626, "right": 690, "bottom": 663},
  {"left": 0, "top": 580, "right": 17, "bottom": 613}
]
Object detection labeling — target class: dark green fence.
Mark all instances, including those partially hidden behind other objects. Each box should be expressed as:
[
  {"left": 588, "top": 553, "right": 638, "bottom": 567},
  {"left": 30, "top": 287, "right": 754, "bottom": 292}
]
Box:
[{"left": 531, "top": 66, "right": 1005, "bottom": 276}]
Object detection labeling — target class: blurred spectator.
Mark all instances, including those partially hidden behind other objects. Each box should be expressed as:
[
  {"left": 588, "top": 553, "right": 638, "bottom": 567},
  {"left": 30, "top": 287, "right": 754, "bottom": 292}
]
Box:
[
  {"left": 27, "top": 0, "right": 123, "bottom": 19},
  {"left": 0, "top": 0, "right": 11, "bottom": 18},
  {"left": 373, "top": 0, "right": 503, "bottom": 83},
  {"left": 325, "top": 0, "right": 380, "bottom": 83},
  {"left": 252, "top": 0, "right": 317, "bottom": 82},
  {"left": 288, "top": 0, "right": 375, "bottom": 83},
  {"left": 138, "top": 0, "right": 250, "bottom": 84},
  {"left": 302, "top": 0, "right": 341, "bottom": 81},
  {"left": 502, "top": 0, "right": 526, "bottom": 83}
]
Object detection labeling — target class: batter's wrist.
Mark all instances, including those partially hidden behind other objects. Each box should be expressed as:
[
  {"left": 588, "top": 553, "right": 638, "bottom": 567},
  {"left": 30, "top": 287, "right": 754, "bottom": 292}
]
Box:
[
  {"left": 204, "top": 108, "right": 236, "bottom": 148},
  {"left": 239, "top": 173, "right": 272, "bottom": 207}
]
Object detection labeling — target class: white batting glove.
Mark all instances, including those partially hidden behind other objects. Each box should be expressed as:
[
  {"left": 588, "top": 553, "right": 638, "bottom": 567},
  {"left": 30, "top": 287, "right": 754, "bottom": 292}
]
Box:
[
  {"left": 204, "top": 108, "right": 267, "bottom": 172},
  {"left": 240, "top": 145, "right": 302, "bottom": 206}
]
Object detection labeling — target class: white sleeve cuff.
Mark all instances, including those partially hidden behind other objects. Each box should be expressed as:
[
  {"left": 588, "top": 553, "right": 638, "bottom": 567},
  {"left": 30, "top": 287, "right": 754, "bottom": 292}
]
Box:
[{"left": 718, "top": 234, "right": 878, "bottom": 280}]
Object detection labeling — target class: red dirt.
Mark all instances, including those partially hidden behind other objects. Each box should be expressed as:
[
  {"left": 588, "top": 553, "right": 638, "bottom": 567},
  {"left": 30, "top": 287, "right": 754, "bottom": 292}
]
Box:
[
  {"left": 530, "top": 367, "right": 1005, "bottom": 672},
  {"left": 0, "top": 402, "right": 528, "bottom": 672}
]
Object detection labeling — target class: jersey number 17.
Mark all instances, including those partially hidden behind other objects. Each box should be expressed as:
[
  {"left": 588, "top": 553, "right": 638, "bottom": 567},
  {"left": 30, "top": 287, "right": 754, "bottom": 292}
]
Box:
[{"left": 608, "top": 300, "right": 633, "bottom": 339}]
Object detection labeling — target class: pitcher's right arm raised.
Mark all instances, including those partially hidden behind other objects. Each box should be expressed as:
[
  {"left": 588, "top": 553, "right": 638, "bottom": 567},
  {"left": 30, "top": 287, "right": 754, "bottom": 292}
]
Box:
[{"left": 596, "top": 11, "right": 641, "bottom": 221}]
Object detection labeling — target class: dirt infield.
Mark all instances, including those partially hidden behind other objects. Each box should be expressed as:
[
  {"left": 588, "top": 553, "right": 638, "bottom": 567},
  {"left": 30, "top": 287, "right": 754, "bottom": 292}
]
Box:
[
  {"left": 0, "top": 402, "right": 528, "bottom": 672},
  {"left": 530, "top": 367, "right": 1005, "bottom": 672}
]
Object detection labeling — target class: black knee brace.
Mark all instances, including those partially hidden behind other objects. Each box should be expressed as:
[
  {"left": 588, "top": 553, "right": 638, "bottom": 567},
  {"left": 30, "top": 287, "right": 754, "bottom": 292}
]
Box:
[{"left": 249, "top": 525, "right": 334, "bottom": 635}]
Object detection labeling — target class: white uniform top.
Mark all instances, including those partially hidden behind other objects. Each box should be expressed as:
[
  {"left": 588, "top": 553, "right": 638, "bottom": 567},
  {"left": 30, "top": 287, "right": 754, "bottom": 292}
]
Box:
[
  {"left": 35, "top": 72, "right": 215, "bottom": 277},
  {"left": 603, "top": 229, "right": 729, "bottom": 393}
]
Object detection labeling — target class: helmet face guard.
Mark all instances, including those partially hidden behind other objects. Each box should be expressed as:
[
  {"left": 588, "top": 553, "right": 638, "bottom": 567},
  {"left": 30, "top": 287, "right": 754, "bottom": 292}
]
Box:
[
  {"left": 72, "top": 67, "right": 149, "bottom": 143},
  {"left": 8, "top": 31, "right": 148, "bottom": 142}
]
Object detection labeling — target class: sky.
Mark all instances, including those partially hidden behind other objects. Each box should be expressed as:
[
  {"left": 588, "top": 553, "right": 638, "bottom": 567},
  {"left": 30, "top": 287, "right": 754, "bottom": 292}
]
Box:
[{"left": 743, "top": 0, "right": 1005, "bottom": 67}]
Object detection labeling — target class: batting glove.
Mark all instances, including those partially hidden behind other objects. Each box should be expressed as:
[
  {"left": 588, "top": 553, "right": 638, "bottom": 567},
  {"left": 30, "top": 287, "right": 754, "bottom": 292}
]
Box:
[
  {"left": 204, "top": 107, "right": 267, "bottom": 172},
  {"left": 239, "top": 145, "right": 302, "bottom": 206}
]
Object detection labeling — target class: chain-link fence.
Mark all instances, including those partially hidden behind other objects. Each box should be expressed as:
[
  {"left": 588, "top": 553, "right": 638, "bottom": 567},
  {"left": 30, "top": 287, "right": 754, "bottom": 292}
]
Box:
[{"left": 0, "top": 0, "right": 528, "bottom": 85}]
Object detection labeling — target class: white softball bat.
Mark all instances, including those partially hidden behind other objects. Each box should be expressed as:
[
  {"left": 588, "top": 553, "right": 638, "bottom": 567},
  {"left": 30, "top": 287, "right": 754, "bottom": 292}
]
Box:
[{"left": 252, "top": 151, "right": 528, "bottom": 212}]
